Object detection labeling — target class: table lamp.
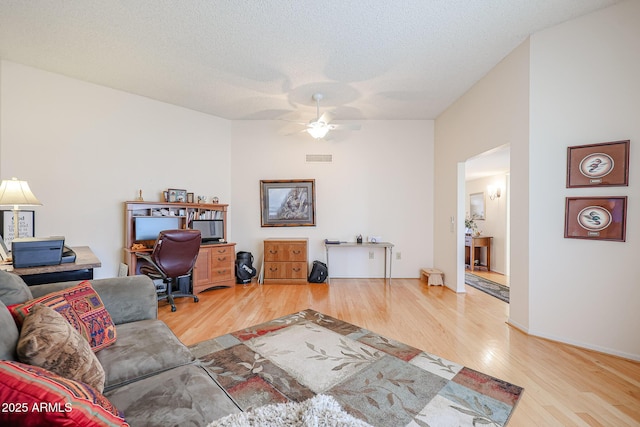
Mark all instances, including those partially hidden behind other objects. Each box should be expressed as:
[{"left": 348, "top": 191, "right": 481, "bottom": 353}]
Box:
[{"left": 0, "top": 177, "right": 42, "bottom": 239}]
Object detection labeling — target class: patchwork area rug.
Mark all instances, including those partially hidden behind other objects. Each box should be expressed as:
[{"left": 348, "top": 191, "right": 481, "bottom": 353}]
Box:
[
  {"left": 190, "top": 309, "right": 523, "bottom": 426},
  {"left": 465, "top": 273, "right": 510, "bottom": 303},
  {"left": 209, "top": 394, "right": 373, "bottom": 427}
]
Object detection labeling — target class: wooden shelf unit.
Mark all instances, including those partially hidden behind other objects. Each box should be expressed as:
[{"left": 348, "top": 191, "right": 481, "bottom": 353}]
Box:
[
  {"left": 123, "top": 201, "right": 236, "bottom": 292},
  {"left": 263, "top": 238, "right": 308, "bottom": 284}
]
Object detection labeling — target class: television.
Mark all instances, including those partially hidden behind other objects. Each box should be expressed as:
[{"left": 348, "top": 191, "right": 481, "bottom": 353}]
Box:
[
  {"left": 134, "top": 216, "right": 181, "bottom": 241},
  {"left": 191, "top": 219, "right": 224, "bottom": 243}
]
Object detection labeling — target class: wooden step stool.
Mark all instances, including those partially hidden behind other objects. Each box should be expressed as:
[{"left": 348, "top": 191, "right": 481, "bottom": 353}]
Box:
[{"left": 420, "top": 268, "right": 444, "bottom": 286}]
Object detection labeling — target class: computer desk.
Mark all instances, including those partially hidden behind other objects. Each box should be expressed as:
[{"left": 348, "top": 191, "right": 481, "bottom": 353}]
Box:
[{"left": 0, "top": 246, "right": 101, "bottom": 285}]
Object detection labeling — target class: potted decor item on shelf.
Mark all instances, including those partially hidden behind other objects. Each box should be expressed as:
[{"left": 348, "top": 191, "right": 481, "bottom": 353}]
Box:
[{"left": 465, "top": 218, "right": 480, "bottom": 236}]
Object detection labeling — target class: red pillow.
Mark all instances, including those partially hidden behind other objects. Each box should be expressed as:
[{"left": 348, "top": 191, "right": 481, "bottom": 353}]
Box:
[
  {"left": 8, "top": 281, "right": 117, "bottom": 352},
  {"left": 0, "top": 361, "right": 128, "bottom": 426}
]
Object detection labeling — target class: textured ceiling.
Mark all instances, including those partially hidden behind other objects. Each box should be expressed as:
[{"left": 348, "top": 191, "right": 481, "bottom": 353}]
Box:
[{"left": 0, "top": 0, "right": 622, "bottom": 121}]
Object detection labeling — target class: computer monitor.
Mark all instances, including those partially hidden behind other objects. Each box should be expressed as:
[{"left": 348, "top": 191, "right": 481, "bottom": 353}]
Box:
[
  {"left": 134, "top": 217, "right": 181, "bottom": 241},
  {"left": 191, "top": 219, "right": 224, "bottom": 243}
]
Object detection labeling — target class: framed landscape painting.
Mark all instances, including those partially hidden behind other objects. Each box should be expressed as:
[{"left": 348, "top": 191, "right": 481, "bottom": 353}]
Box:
[
  {"left": 260, "top": 179, "right": 316, "bottom": 227},
  {"left": 566, "top": 140, "right": 629, "bottom": 187},
  {"left": 564, "top": 196, "right": 627, "bottom": 242},
  {"left": 469, "top": 192, "right": 485, "bottom": 220}
]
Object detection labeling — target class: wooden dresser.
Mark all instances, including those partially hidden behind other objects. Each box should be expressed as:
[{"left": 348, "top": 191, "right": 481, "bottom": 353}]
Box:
[
  {"left": 263, "top": 238, "right": 308, "bottom": 284},
  {"left": 192, "top": 243, "right": 236, "bottom": 293}
]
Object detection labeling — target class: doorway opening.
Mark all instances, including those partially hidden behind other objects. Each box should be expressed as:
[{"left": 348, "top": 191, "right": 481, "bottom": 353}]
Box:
[{"left": 461, "top": 145, "right": 510, "bottom": 300}]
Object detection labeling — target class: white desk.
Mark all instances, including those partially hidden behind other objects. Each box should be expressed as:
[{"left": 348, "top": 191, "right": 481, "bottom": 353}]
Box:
[{"left": 324, "top": 242, "right": 394, "bottom": 284}]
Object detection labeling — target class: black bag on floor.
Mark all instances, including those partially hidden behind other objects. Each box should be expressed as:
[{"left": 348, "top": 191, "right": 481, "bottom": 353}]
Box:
[
  {"left": 308, "top": 260, "right": 328, "bottom": 283},
  {"left": 235, "top": 251, "right": 257, "bottom": 284}
]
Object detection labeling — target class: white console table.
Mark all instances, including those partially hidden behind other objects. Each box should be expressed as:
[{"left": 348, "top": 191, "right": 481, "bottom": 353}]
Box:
[{"left": 324, "top": 241, "right": 394, "bottom": 284}]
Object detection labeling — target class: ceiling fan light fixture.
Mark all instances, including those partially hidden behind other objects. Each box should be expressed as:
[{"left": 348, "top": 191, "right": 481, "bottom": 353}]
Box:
[
  {"left": 306, "top": 121, "right": 330, "bottom": 139},
  {"left": 305, "top": 93, "right": 331, "bottom": 139}
]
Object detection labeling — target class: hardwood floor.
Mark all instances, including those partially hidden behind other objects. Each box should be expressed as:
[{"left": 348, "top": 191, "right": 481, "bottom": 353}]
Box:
[{"left": 159, "top": 279, "right": 640, "bottom": 426}]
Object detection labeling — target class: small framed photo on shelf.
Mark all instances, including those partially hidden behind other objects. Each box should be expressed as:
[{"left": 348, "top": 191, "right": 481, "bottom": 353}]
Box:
[
  {"left": 187, "top": 193, "right": 194, "bottom": 203},
  {"left": 566, "top": 140, "right": 630, "bottom": 187},
  {"left": 564, "top": 196, "right": 627, "bottom": 242},
  {"left": 167, "top": 188, "right": 187, "bottom": 203},
  {"left": 260, "top": 179, "right": 316, "bottom": 227}
]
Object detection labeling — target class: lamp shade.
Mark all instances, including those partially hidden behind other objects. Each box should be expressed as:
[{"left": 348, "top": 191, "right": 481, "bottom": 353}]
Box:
[{"left": 0, "top": 177, "right": 42, "bottom": 207}]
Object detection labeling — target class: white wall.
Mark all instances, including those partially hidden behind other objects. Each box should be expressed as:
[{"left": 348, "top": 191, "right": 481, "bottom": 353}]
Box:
[
  {"left": 0, "top": 60, "right": 232, "bottom": 278},
  {"left": 434, "top": 40, "right": 530, "bottom": 309},
  {"left": 229, "top": 120, "right": 434, "bottom": 278},
  {"left": 528, "top": 0, "right": 639, "bottom": 359},
  {"left": 466, "top": 173, "right": 508, "bottom": 274},
  {"left": 436, "top": 1, "right": 639, "bottom": 360},
  {"left": 0, "top": 61, "right": 435, "bottom": 281}
]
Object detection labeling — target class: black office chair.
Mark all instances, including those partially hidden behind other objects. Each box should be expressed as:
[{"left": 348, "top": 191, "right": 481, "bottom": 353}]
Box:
[{"left": 136, "top": 229, "right": 201, "bottom": 312}]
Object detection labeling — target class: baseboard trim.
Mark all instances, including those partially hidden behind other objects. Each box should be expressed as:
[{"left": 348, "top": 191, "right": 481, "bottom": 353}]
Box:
[{"left": 507, "top": 318, "right": 639, "bottom": 362}]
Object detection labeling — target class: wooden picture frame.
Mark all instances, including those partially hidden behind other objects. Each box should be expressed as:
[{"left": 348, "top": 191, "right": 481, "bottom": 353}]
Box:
[
  {"left": 1, "top": 210, "right": 35, "bottom": 245},
  {"left": 168, "top": 188, "right": 187, "bottom": 203},
  {"left": 566, "top": 140, "right": 630, "bottom": 187},
  {"left": 186, "top": 192, "right": 194, "bottom": 203},
  {"left": 564, "top": 196, "right": 627, "bottom": 242},
  {"left": 260, "top": 179, "right": 316, "bottom": 227},
  {"left": 469, "top": 192, "right": 485, "bottom": 220}
]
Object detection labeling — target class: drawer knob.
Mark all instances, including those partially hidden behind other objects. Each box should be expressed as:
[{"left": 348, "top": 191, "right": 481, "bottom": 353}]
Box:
[
  {"left": 269, "top": 250, "right": 278, "bottom": 254},
  {"left": 293, "top": 267, "right": 301, "bottom": 272},
  {"left": 269, "top": 267, "right": 278, "bottom": 271},
  {"left": 217, "top": 257, "right": 227, "bottom": 261},
  {"left": 292, "top": 250, "right": 301, "bottom": 254}
]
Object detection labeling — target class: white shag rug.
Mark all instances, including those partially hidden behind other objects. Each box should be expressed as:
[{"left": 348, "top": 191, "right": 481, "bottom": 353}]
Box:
[{"left": 208, "top": 394, "right": 373, "bottom": 427}]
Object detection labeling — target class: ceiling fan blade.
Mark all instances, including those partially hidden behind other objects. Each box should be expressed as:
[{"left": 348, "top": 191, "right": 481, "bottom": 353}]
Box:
[
  {"left": 318, "top": 111, "right": 333, "bottom": 124},
  {"left": 278, "top": 118, "right": 308, "bottom": 125},
  {"left": 329, "top": 123, "right": 362, "bottom": 131},
  {"left": 278, "top": 122, "right": 307, "bottom": 136}
]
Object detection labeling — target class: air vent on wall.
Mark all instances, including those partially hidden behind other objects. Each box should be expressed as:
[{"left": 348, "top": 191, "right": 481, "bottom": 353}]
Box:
[{"left": 306, "top": 154, "right": 333, "bottom": 163}]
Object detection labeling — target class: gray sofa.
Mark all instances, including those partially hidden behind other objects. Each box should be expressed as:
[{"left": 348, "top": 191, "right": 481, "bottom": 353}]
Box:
[{"left": 0, "top": 272, "right": 241, "bottom": 426}]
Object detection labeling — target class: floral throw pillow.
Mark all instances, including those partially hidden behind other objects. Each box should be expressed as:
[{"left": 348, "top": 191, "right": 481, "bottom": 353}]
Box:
[{"left": 8, "top": 281, "right": 117, "bottom": 351}]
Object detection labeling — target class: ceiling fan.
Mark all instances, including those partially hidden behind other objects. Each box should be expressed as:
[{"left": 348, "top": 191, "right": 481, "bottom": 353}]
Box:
[{"left": 297, "top": 93, "right": 361, "bottom": 139}]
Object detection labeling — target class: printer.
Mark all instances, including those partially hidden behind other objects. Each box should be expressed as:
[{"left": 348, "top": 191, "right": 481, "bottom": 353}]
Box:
[{"left": 11, "top": 237, "right": 66, "bottom": 268}]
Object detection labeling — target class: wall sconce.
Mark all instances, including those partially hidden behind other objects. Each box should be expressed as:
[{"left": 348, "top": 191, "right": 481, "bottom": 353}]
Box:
[{"left": 487, "top": 185, "right": 501, "bottom": 200}]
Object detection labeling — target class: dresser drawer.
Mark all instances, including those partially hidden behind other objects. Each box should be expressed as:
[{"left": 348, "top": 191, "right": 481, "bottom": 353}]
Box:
[
  {"left": 264, "top": 242, "right": 307, "bottom": 262},
  {"left": 211, "top": 267, "right": 233, "bottom": 281},
  {"left": 211, "top": 252, "right": 233, "bottom": 268},
  {"left": 211, "top": 245, "right": 233, "bottom": 256},
  {"left": 264, "top": 262, "right": 307, "bottom": 280}
]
